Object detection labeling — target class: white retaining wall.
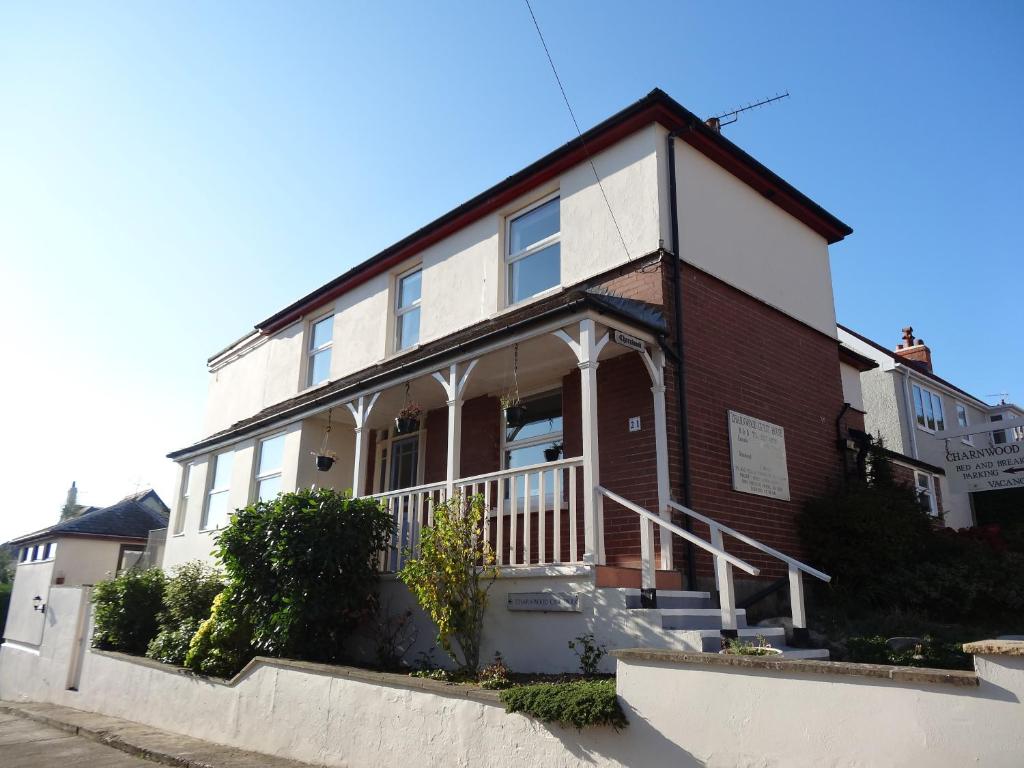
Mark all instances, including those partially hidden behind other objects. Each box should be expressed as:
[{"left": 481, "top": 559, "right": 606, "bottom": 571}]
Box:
[{"left": 2, "top": 587, "right": 1022, "bottom": 767}]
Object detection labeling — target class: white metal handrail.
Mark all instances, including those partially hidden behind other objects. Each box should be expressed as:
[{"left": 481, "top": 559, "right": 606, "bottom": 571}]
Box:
[
  {"left": 666, "top": 499, "right": 830, "bottom": 583},
  {"left": 598, "top": 486, "right": 758, "bottom": 575},
  {"left": 665, "top": 498, "right": 830, "bottom": 635}
]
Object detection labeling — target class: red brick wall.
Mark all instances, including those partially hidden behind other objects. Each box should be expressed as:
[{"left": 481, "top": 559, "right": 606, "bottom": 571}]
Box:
[{"left": 423, "top": 395, "right": 501, "bottom": 484}]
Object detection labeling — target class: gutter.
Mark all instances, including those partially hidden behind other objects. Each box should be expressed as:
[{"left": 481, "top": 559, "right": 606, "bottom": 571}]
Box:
[{"left": 666, "top": 130, "right": 698, "bottom": 591}]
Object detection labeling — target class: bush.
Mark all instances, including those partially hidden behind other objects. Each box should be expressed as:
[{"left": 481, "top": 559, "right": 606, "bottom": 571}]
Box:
[
  {"left": 146, "top": 562, "right": 223, "bottom": 665},
  {"left": 214, "top": 488, "right": 393, "bottom": 666},
  {"left": 845, "top": 636, "right": 972, "bottom": 671},
  {"left": 568, "top": 633, "right": 607, "bottom": 676},
  {"left": 0, "top": 582, "right": 11, "bottom": 638},
  {"left": 478, "top": 652, "right": 512, "bottom": 689},
  {"left": 500, "top": 680, "right": 628, "bottom": 730},
  {"left": 91, "top": 568, "right": 166, "bottom": 655},
  {"left": 184, "top": 587, "right": 253, "bottom": 678},
  {"left": 399, "top": 493, "right": 497, "bottom": 674}
]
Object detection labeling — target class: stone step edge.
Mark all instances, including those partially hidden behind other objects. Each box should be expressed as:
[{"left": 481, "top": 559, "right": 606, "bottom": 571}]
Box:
[{"left": 620, "top": 589, "right": 712, "bottom": 598}]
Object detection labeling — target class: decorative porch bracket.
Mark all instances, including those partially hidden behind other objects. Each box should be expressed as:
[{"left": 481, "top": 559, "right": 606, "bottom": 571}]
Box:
[
  {"left": 637, "top": 347, "right": 674, "bottom": 574},
  {"left": 431, "top": 359, "right": 479, "bottom": 495},
  {"left": 553, "top": 319, "right": 609, "bottom": 565},
  {"left": 344, "top": 392, "right": 381, "bottom": 497}
]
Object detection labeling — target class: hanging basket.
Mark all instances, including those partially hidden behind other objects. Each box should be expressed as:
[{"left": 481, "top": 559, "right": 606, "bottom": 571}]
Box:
[
  {"left": 504, "top": 405, "right": 527, "bottom": 428},
  {"left": 543, "top": 445, "right": 562, "bottom": 462},
  {"left": 315, "top": 455, "right": 336, "bottom": 472},
  {"left": 395, "top": 416, "right": 420, "bottom": 435}
]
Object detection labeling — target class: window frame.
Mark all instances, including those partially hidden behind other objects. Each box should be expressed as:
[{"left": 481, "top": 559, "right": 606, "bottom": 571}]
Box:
[
  {"left": 915, "top": 471, "right": 939, "bottom": 517},
  {"left": 393, "top": 265, "right": 423, "bottom": 352},
  {"left": 990, "top": 414, "right": 1008, "bottom": 445},
  {"left": 173, "top": 462, "right": 194, "bottom": 536},
  {"left": 955, "top": 403, "right": 973, "bottom": 445},
  {"left": 500, "top": 388, "right": 565, "bottom": 510},
  {"left": 305, "top": 312, "right": 334, "bottom": 388},
  {"left": 201, "top": 451, "right": 234, "bottom": 531},
  {"left": 373, "top": 425, "right": 426, "bottom": 494},
  {"left": 912, "top": 383, "right": 945, "bottom": 433},
  {"left": 504, "top": 193, "right": 561, "bottom": 307},
  {"left": 253, "top": 432, "right": 286, "bottom": 503}
]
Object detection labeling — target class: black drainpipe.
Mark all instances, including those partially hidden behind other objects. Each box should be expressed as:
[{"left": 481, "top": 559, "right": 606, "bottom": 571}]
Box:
[{"left": 667, "top": 130, "right": 698, "bottom": 591}]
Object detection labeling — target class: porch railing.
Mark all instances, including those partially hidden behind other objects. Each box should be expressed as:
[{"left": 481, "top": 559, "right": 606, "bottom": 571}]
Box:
[{"left": 369, "top": 456, "right": 585, "bottom": 572}]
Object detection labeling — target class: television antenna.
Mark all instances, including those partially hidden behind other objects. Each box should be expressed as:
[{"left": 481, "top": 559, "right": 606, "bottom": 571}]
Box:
[{"left": 707, "top": 91, "right": 790, "bottom": 131}]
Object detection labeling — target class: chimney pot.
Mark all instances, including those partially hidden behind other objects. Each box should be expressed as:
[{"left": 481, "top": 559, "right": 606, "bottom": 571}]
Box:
[{"left": 705, "top": 117, "right": 721, "bottom": 133}]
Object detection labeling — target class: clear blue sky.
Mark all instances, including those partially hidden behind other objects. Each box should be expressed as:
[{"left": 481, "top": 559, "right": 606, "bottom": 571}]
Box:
[{"left": 1, "top": 1, "right": 1021, "bottom": 540}]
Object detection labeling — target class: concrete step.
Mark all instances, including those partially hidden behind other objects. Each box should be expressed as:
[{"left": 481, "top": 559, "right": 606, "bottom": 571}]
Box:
[
  {"left": 656, "top": 608, "right": 748, "bottom": 630},
  {"left": 691, "top": 627, "right": 786, "bottom": 652},
  {"left": 622, "top": 589, "right": 712, "bottom": 610}
]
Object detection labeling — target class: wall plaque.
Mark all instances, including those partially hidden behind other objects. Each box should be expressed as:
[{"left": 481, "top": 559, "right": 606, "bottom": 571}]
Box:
[
  {"left": 507, "top": 592, "right": 581, "bottom": 612},
  {"left": 728, "top": 410, "right": 791, "bottom": 501}
]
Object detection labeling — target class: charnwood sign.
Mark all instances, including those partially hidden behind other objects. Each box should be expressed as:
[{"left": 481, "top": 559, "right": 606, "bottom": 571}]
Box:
[{"left": 944, "top": 442, "right": 1024, "bottom": 493}]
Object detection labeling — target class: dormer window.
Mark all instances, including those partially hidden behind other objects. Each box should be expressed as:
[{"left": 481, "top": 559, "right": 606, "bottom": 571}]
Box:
[
  {"left": 395, "top": 266, "right": 422, "bottom": 351},
  {"left": 506, "top": 195, "right": 560, "bottom": 305},
  {"left": 307, "top": 314, "right": 333, "bottom": 387}
]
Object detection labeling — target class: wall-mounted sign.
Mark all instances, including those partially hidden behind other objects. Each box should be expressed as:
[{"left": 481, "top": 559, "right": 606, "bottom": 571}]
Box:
[
  {"left": 612, "top": 330, "right": 645, "bottom": 353},
  {"left": 728, "top": 411, "right": 791, "bottom": 501},
  {"left": 507, "top": 592, "right": 581, "bottom": 612},
  {"left": 944, "top": 442, "right": 1024, "bottom": 494},
  {"left": 628, "top": 417, "right": 641, "bottom": 432}
]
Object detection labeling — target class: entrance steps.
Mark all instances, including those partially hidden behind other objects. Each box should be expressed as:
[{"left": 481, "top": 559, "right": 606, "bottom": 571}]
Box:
[{"left": 615, "top": 588, "right": 829, "bottom": 660}]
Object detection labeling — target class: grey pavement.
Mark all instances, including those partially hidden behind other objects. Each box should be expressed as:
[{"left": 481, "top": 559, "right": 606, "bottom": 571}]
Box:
[
  {"left": 0, "top": 710, "right": 153, "bottom": 767},
  {"left": 0, "top": 701, "right": 315, "bottom": 767}
]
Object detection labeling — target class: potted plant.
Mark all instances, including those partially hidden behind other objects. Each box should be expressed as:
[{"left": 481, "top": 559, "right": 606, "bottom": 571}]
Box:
[
  {"left": 312, "top": 450, "right": 337, "bottom": 472},
  {"left": 718, "top": 635, "right": 782, "bottom": 656},
  {"left": 500, "top": 393, "right": 526, "bottom": 428},
  {"left": 395, "top": 402, "right": 423, "bottom": 434},
  {"left": 543, "top": 441, "right": 563, "bottom": 462}
]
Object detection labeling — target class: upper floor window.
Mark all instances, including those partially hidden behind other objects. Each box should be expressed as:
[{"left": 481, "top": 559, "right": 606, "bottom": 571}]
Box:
[
  {"left": 19, "top": 547, "right": 27, "bottom": 562},
  {"left": 173, "top": 463, "right": 193, "bottom": 535},
  {"left": 915, "top": 471, "right": 939, "bottom": 517},
  {"left": 202, "top": 451, "right": 234, "bottom": 530},
  {"left": 307, "top": 314, "right": 334, "bottom": 387},
  {"left": 955, "top": 403, "right": 973, "bottom": 445},
  {"left": 912, "top": 383, "right": 944, "bottom": 433},
  {"left": 506, "top": 196, "right": 560, "bottom": 306},
  {"left": 394, "top": 267, "right": 422, "bottom": 351},
  {"left": 254, "top": 433, "right": 285, "bottom": 502},
  {"left": 42, "top": 542, "right": 53, "bottom": 560},
  {"left": 991, "top": 414, "right": 1007, "bottom": 445}
]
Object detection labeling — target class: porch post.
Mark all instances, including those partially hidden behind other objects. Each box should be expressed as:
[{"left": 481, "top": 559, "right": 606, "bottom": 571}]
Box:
[
  {"left": 650, "top": 348, "right": 673, "bottom": 571},
  {"left": 578, "top": 319, "right": 605, "bottom": 565},
  {"left": 432, "top": 360, "right": 478, "bottom": 497},
  {"left": 345, "top": 392, "right": 380, "bottom": 497}
]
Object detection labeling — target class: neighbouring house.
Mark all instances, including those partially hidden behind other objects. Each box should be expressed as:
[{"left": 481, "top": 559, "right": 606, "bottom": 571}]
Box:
[
  {"left": 3, "top": 488, "right": 168, "bottom": 648},
  {"left": 162, "top": 88, "right": 856, "bottom": 667},
  {"left": 838, "top": 325, "right": 1024, "bottom": 529}
]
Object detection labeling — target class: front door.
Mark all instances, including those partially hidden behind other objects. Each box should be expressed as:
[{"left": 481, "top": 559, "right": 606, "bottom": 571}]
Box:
[{"left": 388, "top": 435, "right": 419, "bottom": 491}]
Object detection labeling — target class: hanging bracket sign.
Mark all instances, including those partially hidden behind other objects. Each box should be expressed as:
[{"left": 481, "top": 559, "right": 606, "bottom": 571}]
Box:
[{"left": 612, "top": 330, "right": 645, "bottom": 353}]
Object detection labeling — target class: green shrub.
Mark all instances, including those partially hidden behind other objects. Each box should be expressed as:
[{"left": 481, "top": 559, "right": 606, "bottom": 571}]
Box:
[
  {"left": 399, "top": 493, "right": 497, "bottom": 674},
  {"left": 0, "top": 581, "right": 11, "bottom": 638},
  {"left": 568, "top": 632, "right": 607, "bottom": 676},
  {"left": 214, "top": 488, "right": 393, "bottom": 666},
  {"left": 146, "top": 562, "right": 223, "bottom": 666},
  {"left": 184, "top": 587, "right": 253, "bottom": 678},
  {"left": 91, "top": 568, "right": 166, "bottom": 655},
  {"left": 845, "top": 636, "right": 972, "bottom": 671},
  {"left": 500, "top": 680, "right": 628, "bottom": 730}
]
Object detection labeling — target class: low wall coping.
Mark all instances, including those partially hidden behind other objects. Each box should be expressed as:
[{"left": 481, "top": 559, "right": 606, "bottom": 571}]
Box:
[
  {"left": 612, "top": 648, "right": 979, "bottom": 688},
  {"left": 91, "top": 649, "right": 503, "bottom": 704},
  {"left": 962, "top": 639, "right": 1024, "bottom": 657}
]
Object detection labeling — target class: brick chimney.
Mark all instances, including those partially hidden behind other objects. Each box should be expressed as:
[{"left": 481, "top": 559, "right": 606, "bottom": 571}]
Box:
[{"left": 894, "top": 326, "right": 933, "bottom": 372}]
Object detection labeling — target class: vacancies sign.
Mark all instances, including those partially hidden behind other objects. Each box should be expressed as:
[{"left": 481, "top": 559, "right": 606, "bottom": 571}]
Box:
[{"left": 945, "top": 442, "right": 1024, "bottom": 494}]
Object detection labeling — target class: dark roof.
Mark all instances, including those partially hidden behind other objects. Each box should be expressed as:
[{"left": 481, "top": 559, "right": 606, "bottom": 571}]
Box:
[
  {"left": 838, "top": 343, "right": 879, "bottom": 372},
  {"left": 240, "top": 88, "right": 850, "bottom": 344},
  {"left": 8, "top": 490, "right": 169, "bottom": 546},
  {"left": 838, "top": 324, "right": 989, "bottom": 407},
  {"left": 883, "top": 448, "right": 945, "bottom": 476},
  {"left": 172, "top": 265, "right": 668, "bottom": 460}
]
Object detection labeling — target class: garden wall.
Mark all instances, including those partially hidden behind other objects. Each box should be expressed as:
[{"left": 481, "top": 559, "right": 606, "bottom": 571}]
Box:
[{"left": 2, "top": 587, "right": 1022, "bottom": 767}]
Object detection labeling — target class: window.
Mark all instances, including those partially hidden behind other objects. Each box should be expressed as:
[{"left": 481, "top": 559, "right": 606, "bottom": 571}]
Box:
[
  {"left": 955, "top": 403, "right": 973, "bottom": 445},
  {"left": 254, "top": 433, "right": 285, "bottom": 502},
  {"left": 307, "top": 314, "right": 333, "bottom": 387},
  {"left": 202, "top": 452, "right": 234, "bottom": 530},
  {"left": 173, "top": 463, "right": 193, "bottom": 535},
  {"left": 991, "top": 414, "right": 1007, "bottom": 445},
  {"left": 31, "top": 545, "right": 39, "bottom": 561},
  {"left": 118, "top": 545, "right": 145, "bottom": 573},
  {"left": 42, "top": 542, "right": 52, "bottom": 560},
  {"left": 394, "top": 266, "right": 422, "bottom": 351},
  {"left": 506, "top": 196, "right": 560, "bottom": 305},
  {"left": 912, "top": 384, "right": 944, "bottom": 432},
  {"left": 19, "top": 547, "right": 27, "bottom": 562},
  {"left": 504, "top": 390, "right": 563, "bottom": 502},
  {"left": 915, "top": 472, "right": 938, "bottom": 517}
]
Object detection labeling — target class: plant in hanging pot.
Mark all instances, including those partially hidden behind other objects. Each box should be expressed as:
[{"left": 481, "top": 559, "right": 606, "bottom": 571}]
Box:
[
  {"left": 395, "top": 402, "right": 423, "bottom": 434},
  {"left": 312, "top": 450, "right": 337, "bottom": 472},
  {"left": 500, "top": 393, "right": 526, "bottom": 428},
  {"left": 543, "top": 441, "right": 563, "bottom": 462}
]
